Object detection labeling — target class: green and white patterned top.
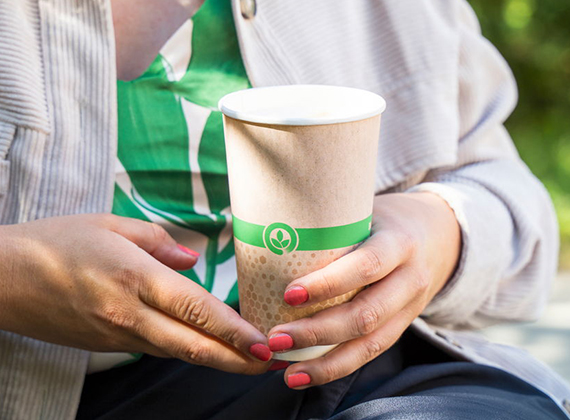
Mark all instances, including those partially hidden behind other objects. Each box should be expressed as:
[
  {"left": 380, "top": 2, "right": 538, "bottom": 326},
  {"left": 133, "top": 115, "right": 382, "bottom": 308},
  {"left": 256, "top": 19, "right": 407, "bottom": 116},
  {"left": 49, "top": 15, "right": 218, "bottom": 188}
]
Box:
[{"left": 88, "top": 0, "right": 250, "bottom": 373}]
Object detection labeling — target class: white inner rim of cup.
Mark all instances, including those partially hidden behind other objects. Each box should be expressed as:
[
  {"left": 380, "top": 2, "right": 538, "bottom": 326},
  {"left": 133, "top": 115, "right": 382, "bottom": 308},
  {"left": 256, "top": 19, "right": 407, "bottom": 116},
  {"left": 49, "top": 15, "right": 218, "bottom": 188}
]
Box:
[{"left": 218, "top": 85, "right": 386, "bottom": 126}]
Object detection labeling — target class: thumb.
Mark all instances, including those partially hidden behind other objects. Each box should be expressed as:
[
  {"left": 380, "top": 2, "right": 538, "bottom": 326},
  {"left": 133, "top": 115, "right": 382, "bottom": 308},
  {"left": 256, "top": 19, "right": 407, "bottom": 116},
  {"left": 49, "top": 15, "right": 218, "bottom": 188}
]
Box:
[{"left": 102, "top": 215, "right": 199, "bottom": 270}]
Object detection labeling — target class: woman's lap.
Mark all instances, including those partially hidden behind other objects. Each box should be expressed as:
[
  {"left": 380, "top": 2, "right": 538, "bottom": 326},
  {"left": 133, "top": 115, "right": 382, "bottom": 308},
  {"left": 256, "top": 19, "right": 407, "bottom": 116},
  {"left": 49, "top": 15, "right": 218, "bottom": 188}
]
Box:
[
  {"left": 330, "top": 362, "right": 566, "bottom": 420},
  {"left": 76, "top": 330, "right": 566, "bottom": 420}
]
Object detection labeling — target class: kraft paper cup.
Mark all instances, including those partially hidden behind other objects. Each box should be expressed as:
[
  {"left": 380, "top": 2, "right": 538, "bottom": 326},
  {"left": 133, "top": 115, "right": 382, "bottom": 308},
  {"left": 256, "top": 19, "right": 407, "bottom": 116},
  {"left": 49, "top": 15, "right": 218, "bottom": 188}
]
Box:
[{"left": 219, "top": 85, "right": 386, "bottom": 361}]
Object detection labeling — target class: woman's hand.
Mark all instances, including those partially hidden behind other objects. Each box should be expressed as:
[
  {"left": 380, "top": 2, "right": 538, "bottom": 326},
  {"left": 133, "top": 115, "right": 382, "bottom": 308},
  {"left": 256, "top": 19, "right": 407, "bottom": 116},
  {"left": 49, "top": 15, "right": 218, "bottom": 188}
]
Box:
[
  {"left": 267, "top": 192, "right": 461, "bottom": 388},
  {"left": 0, "top": 214, "right": 271, "bottom": 374}
]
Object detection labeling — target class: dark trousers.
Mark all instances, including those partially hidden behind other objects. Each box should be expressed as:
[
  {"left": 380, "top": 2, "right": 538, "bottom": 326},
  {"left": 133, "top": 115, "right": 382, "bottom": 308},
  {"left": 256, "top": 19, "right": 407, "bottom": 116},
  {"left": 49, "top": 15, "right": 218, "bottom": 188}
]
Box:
[{"left": 77, "top": 329, "right": 566, "bottom": 420}]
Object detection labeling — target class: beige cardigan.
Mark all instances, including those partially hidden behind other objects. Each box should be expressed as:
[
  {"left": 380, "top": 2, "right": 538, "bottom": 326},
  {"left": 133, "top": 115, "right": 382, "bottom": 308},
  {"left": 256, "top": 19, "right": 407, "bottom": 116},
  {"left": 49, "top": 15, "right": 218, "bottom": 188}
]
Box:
[{"left": 0, "top": 0, "right": 569, "bottom": 418}]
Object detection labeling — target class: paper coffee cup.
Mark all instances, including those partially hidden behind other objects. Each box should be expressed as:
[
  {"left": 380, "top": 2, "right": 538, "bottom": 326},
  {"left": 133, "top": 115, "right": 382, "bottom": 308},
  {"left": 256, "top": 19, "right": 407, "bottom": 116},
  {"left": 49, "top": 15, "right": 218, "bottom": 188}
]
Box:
[{"left": 219, "top": 85, "right": 386, "bottom": 361}]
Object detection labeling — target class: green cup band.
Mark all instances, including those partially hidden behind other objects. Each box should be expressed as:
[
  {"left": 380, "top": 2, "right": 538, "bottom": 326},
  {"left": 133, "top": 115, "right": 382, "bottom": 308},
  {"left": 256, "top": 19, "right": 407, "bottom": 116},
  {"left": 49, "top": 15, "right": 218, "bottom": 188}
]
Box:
[{"left": 232, "top": 215, "right": 372, "bottom": 255}]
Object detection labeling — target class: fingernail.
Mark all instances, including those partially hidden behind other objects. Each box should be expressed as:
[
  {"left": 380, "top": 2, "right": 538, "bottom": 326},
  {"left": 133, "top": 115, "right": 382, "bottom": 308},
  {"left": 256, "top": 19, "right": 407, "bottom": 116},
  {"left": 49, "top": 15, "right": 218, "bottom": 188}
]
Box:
[
  {"left": 249, "top": 343, "right": 272, "bottom": 362},
  {"left": 284, "top": 286, "right": 308, "bottom": 306},
  {"left": 287, "top": 372, "right": 311, "bottom": 388},
  {"left": 268, "top": 361, "right": 290, "bottom": 371},
  {"left": 269, "top": 333, "right": 294, "bottom": 352},
  {"left": 177, "top": 244, "right": 200, "bottom": 257}
]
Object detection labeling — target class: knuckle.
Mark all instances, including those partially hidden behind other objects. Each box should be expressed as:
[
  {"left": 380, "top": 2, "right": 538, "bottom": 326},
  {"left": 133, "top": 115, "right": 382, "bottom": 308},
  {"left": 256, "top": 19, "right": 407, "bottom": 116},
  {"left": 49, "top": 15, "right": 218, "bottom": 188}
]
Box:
[
  {"left": 117, "top": 265, "right": 142, "bottom": 288},
  {"left": 354, "top": 305, "right": 380, "bottom": 336},
  {"left": 222, "top": 325, "right": 240, "bottom": 348},
  {"left": 174, "top": 295, "right": 211, "bottom": 328},
  {"left": 303, "top": 321, "right": 322, "bottom": 347},
  {"left": 288, "top": 318, "right": 321, "bottom": 347},
  {"left": 321, "top": 360, "right": 342, "bottom": 384},
  {"left": 374, "top": 299, "right": 390, "bottom": 321},
  {"left": 410, "top": 268, "right": 430, "bottom": 294},
  {"left": 397, "top": 230, "right": 417, "bottom": 257},
  {"left": 357, "top": 248, "right": 384, "bottom": 281},
  {"left": 359, "top": 337, "right": 385, "bottom": 362},
  {"left": 148, "top": 222, "right": 169, "bottom": 243},
  {"left": 314, "top": 271, "right": 336, "bottom": 299},
  {"left": 98, "top": 213, "right": 119, "bottom": 228},
  {"left": 101, "top": 303, "right": 136, "bottom": 332},
  {"left": 182, "top": 342, "right": 212, "bottom": 366}
]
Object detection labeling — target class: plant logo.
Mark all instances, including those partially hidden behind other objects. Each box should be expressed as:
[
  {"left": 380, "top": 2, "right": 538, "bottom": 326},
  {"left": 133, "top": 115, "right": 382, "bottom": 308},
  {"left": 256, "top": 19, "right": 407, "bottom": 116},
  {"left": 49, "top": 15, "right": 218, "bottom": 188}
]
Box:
[{"left": 262, "top": 222, "right": 299, "bottom": 255}]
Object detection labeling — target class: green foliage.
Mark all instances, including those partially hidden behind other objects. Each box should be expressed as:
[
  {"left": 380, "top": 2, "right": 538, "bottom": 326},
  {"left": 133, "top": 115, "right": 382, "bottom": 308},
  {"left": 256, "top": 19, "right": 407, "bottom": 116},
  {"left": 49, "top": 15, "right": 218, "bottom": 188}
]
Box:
[{"left": 469, "top": 0, "right": 570, "bottom": 267}]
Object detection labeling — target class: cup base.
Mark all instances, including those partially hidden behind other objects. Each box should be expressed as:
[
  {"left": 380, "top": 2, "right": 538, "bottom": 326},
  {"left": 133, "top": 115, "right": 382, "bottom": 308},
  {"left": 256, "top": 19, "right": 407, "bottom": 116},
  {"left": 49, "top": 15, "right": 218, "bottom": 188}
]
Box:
[{"left": 272, "top": 344, "right": 339, "bottom": 362}]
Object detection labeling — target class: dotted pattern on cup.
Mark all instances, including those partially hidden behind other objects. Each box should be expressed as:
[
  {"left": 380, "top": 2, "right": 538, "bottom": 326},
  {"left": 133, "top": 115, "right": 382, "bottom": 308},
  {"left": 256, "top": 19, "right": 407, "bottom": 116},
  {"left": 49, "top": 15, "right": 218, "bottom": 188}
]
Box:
[{"left": 235, "top": 238, "right": 362, "bottom": 335}]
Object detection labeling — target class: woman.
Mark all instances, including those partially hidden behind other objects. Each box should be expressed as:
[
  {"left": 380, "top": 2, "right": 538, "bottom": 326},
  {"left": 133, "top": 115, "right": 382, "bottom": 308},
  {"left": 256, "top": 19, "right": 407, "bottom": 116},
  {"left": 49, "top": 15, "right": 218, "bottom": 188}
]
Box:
[{"left": 0, "top": 0, "right": 569, "bottom": 418}]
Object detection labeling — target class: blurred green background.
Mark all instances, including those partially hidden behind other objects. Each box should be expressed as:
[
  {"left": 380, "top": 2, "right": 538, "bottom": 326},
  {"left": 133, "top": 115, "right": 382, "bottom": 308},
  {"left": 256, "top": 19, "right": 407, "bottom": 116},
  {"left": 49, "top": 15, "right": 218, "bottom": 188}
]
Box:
[{"left": 468, "top": 0, "right": 570, "bottom": 268}]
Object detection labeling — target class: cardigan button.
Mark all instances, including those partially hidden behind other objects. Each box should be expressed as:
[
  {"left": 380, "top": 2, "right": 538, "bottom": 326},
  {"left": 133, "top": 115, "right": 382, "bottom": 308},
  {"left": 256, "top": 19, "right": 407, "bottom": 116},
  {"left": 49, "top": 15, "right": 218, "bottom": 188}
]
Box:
[{"left": 240, "top": 0, "right": 257, "bottom": 19}]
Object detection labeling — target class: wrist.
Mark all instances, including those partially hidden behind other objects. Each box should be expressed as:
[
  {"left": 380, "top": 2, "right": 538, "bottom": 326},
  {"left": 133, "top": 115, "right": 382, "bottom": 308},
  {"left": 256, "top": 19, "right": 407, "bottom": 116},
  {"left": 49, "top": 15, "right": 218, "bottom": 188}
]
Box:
[{"left": 407, "top": 191, "right": 462, "bottom": 294}]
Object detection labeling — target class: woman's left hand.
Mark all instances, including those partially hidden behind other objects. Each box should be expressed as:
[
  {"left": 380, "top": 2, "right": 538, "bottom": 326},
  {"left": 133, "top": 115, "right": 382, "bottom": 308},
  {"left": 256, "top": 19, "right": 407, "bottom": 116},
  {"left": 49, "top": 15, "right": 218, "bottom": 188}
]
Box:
[{"left": 267, "top": 192, "right": 461, "bottom": 389}]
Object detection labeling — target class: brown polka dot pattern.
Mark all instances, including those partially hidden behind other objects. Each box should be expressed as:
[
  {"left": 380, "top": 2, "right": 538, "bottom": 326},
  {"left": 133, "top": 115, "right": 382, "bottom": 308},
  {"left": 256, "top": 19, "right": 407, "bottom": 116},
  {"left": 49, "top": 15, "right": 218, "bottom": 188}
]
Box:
[{"left": 235, "top": 238, "right": 363, "bottom": 335}]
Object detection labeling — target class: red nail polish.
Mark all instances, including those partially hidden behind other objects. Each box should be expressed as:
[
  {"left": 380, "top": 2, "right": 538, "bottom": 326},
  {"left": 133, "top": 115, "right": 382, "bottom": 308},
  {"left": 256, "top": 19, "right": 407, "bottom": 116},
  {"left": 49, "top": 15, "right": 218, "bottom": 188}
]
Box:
[
  {"left": 269, "top": 333, "right": 294, "bottom": 352},
  {"left": 268, "top": 361, "right": 290, "bottom": 371},
  {"left": 249, "top": 343, "right": 272, "bottom": 362},
  {"left": 177, "top": 244, "right": 200, "bottom": 257},
  {"left": 287, "top": 372, "right": 311, "bottom": 388},
  {"left": 284, "top": 286, "right": 308, "bottom": 306}
]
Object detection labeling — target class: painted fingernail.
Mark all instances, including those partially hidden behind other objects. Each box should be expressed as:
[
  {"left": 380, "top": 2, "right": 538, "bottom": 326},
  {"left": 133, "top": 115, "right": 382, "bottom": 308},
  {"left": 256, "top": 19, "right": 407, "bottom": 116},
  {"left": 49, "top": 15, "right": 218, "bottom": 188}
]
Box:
[
  {"left": 177, "top": 244, "right": 200, "bottom": 257},
  {"left": 249, "top": 343, "right": 272, "bottom": 362},
  {"left": 269, "top": 333, "right": 294, "bottom": 352},
  {"left": 268, "top": 361, "right": 290, "bottom": 371},
  {"left": 284, "top": 286, "right": 308, "bottom": 306},
  {"left": 287, "top": 372, "right": 311, "bottom": 388}
]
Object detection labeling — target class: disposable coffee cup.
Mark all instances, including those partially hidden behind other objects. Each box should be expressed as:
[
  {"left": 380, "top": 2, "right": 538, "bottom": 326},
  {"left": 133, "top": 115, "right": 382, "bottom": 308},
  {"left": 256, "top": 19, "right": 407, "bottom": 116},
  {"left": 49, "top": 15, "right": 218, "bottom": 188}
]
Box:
[{"left": 219, "top": 85, "right": 386, "bottom": 361}]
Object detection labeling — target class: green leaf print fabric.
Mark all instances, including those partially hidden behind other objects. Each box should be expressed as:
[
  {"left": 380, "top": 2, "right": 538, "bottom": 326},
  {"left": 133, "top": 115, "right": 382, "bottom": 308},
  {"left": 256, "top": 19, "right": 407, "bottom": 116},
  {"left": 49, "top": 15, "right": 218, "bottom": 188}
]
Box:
[{"left": 88, "top": 0, "right": 250, "bottom": 373}]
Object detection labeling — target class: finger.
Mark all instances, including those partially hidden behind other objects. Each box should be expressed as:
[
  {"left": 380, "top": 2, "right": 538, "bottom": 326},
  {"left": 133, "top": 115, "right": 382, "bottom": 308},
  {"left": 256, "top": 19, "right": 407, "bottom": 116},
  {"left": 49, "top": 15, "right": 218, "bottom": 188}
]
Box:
[
  {"left": 283, "top": 307, "right": 418, "bottom": 389},
  {"left": 283, "top": 230, "right": 412, "bottom": 307},
  {"left": 141, "top": 308, "right": 269, "bottom": 375},
  {"left": 269, "top": 265, "right": 426, "bottom": 350},
  {"left": 138, "top": 265, "right": 272, "bottom": 362},
  {"left": 139, "top": 346, "right": 171, "bottom": 358},
  {"left": 102, "top": 214, "right": 199, "bottom": 271},
  {"left": 120, "top": 335, "right": 171, "bottom": 359}
]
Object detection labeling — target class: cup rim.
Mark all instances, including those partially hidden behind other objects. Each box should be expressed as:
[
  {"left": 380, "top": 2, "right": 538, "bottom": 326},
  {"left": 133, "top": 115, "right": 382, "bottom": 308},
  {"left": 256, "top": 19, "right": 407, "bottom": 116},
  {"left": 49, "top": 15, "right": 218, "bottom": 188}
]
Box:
[{"left": 218, "top": 84, "right": 386, "bottom": 126}]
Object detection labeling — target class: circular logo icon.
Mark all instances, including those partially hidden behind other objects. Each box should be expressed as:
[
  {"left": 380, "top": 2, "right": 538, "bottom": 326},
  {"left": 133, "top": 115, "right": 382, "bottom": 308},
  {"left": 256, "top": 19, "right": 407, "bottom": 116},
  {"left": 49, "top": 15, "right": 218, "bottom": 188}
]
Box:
[{"left": 262, "top": 222, "right": 299, "bottom": 255}]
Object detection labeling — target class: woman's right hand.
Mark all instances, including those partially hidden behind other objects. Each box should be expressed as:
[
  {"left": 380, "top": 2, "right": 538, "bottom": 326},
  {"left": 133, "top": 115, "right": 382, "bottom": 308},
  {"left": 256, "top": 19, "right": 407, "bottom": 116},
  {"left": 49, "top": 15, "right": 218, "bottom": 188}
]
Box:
[{"left": 0, "top": 214, "right": 272, "bottom": 374}]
